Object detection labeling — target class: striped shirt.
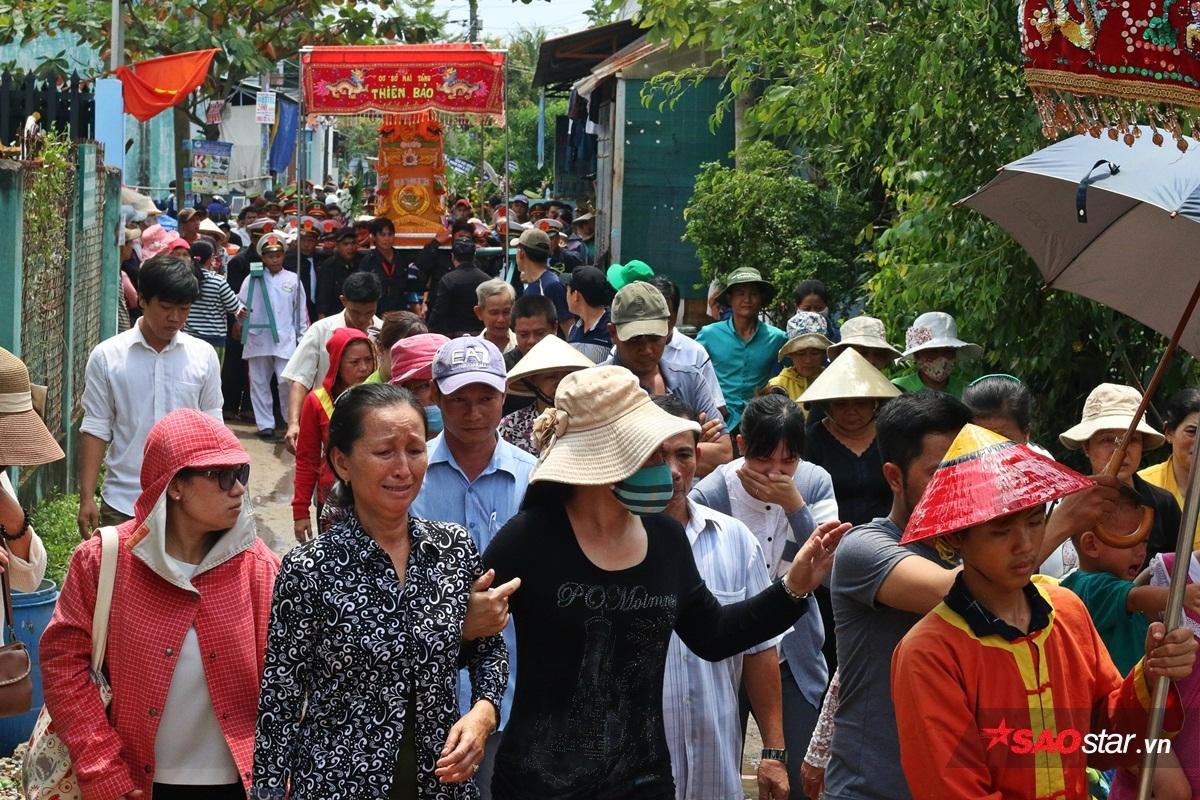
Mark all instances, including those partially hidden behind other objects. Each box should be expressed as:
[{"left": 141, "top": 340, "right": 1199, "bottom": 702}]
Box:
[
  {"left": 184, "top": 270, "right": 241, "bottom": 343},
  {"left": 662, "top": 500, "right": 777, "bottom": 800}
]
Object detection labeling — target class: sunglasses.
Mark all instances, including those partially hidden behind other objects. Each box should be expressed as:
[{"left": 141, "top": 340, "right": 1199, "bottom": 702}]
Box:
[{"left": 186, "top": 464, "right": 250, "bottom": 491}]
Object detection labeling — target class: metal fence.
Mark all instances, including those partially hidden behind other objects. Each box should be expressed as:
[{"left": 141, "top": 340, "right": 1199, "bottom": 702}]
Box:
[
  {"left": 0, "top": 142, "right": 120, "bottom": 503},
  {"left": 0, "top": 72, "right": 94, "bottom": 147}
]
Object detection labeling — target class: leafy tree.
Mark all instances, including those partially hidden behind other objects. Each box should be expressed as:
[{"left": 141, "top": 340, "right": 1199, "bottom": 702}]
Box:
[
  {"left": 637, "top": 0, "right": 1198, "bottom": 452},
  {"left": 684, "top": 141, "right": 866, "bottom": 324},
  {"left": 441, "top": 26, "right": 561, "bottom": 204}
]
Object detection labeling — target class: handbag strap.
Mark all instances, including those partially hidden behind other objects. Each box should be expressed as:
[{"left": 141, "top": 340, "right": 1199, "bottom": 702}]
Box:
[
  {"left": 89, "top": 527, "right": 119, "bottom": 673},
  {"left": 0, "top": 537, "right": 14, "bottom": 641}
]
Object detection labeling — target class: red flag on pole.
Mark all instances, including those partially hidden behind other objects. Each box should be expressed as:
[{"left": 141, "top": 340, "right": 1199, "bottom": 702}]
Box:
[{"left": 115, "top": 49, "right": 218, "bottom": 122}]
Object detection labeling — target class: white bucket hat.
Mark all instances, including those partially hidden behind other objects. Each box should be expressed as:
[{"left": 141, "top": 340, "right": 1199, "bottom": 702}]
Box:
[
  {"left": 531, "top": 366, "right": 700, "bottom": 485},
  {"left": 779, "top": 311, "right": 832, "bottom": 359},
  {"left": 798, "top": 349, "right": 902, "bottom": 404},
  {"left": 828, "top": 316, "right": 902, "bottom": 360},
  {"left": 1059, "top": 383, "right": 1166, "bottom": 450},
  {"left": 505, "top": 336, "right": 595, "bottom": 397},
  {"left": 902, "top": 311, "right": 983, "bottom": 359}
]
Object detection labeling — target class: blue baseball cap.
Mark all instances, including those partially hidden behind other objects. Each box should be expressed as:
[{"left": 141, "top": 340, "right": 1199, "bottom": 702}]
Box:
[{"left": 432, "top": 338, "right": 507, "bottom": 395}]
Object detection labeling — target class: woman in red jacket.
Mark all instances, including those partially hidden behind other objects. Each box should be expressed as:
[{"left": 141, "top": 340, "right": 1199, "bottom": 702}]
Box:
[
  {"left": 40, "top": 408, "right": 280, "bottom": 800},
  {"left": 292, "top": 327, "right": 376, "bottom": 543}
]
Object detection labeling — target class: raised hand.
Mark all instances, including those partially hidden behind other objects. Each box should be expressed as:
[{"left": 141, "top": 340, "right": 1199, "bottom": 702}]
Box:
[{"left": 784, "top": 521, "right": 851, "bottom": 597}]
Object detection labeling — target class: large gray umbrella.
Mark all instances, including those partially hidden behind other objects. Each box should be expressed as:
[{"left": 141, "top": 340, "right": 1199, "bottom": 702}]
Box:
[
  {"left": 960, "top": 132, "right": 1200, "bottom": 355},
  {"left": 961, "top": 131, "right": 1200, "bottom": 800}
]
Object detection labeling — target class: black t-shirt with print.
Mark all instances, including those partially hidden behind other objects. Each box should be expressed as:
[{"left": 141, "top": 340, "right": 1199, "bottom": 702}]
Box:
[{"left": 483, "top": 503, "right": 804, "bottom": 800}]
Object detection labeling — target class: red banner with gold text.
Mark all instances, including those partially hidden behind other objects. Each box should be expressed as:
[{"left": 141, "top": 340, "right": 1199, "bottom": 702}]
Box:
[{"left": 301, "top": 45, "right": 504, "bottom": 123}]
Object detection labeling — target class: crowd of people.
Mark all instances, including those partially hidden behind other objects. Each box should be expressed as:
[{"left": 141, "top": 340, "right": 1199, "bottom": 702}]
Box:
[{"left": 2, "top": 181, "right": 1197, "bottom": 800}]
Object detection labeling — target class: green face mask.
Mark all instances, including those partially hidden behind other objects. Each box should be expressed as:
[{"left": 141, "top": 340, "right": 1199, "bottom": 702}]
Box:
[{"left": 612, "top": 462, "right": 675, "bottom": 515}]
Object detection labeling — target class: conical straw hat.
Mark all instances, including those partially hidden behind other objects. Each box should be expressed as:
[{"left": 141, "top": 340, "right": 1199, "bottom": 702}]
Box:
[
  {"left": 900, "top": 424, "right": 1094, "bottom": 545},
  {"left": 798, "top": 349, "right": 901, "bottom": 404},
  {"left": 505, "top": 335, "right": 596, "bottom": 396}
]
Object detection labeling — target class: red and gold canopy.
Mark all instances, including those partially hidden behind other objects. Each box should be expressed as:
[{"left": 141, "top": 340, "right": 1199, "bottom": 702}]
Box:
[{"left": 301, "top": 45, "right": 505, "bottom": 125}]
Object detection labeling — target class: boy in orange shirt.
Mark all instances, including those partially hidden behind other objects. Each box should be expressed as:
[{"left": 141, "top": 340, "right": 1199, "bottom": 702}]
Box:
[{"left": 890, "top": 425, "right": 1196, "bottom": 800}]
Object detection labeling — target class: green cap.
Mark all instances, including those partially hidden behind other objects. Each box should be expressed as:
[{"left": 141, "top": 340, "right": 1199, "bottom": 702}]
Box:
[{"left": 607, "top": 259, "right": 655, "bottom": 291}]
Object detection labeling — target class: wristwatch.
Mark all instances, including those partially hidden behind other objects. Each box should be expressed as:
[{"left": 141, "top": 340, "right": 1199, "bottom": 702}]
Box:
[{"left": 761, "top": 748, "right": 788, "bottom": 764}]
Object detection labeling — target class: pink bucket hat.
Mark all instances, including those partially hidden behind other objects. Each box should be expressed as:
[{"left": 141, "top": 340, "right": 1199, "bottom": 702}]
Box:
[{"left": 389, "top": 334, "right": 451, "bottom": 385}]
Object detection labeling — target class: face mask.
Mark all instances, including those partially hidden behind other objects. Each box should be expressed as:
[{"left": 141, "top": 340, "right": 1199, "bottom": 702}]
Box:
[
  {"left": 816, "top": 307, "right": 830, "bottom": 319},
  {"left": 424, "top": 405, "right": 443, "bottom": 436},
  {"left": 918, "top": 355, "right": 954, "bottom": 383},
  {"left": 612, "top": 463, "right": 675, "bottom": 516}
]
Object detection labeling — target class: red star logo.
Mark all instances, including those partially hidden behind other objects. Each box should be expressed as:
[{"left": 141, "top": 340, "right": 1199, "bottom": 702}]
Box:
[{"left": 981, "top": 718, "right": 1014, "bottom": 750}]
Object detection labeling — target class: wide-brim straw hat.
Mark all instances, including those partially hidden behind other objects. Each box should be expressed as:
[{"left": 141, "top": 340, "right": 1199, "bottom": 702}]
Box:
[
  {"left": 828, "top": 315, "right": 902, "bottom": 360},
  {"left": 902, "top": 311, "right": 983, "bottom": 359},
  {"left": 531, "top": 366, "right": 700, "bottom": 485},
  {"left": 1059, "top": 383, "right": 1166, "bottom": 450},
  {"left": 798, "top": 349, "right": 901, "bottom": 404},
  {"left": 506, "top": 336, "right": 595, "bottom": 397},
  {"left": 0, "top": 347, "right": 64, "bottom": 467}
]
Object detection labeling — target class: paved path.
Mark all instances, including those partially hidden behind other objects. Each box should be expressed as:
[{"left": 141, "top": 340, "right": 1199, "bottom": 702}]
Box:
[{"left": 230, "top": 420, "right": 299, "bottom": 558}]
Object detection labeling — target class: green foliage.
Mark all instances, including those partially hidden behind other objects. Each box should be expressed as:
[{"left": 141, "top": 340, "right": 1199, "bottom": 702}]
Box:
[
  {"left": 29, "top": 492, "right": 81, "bottom": 588},
  {"left": 585, "top": 0, "right": 622, "bottom": 26},
  {"left": 639, "top": 0, "right": 1200, "bottom": 451},
  {"left": 684, "top": 141, "right": 867, "bottom": 322}
]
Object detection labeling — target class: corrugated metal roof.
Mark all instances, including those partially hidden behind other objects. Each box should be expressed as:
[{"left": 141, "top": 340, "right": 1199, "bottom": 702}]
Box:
[
  {"left": 573, "top": 36, "right": 666, "bottom": 98},
  {"left": 531, "top": 19, "right": 644, "bottom": 90}
]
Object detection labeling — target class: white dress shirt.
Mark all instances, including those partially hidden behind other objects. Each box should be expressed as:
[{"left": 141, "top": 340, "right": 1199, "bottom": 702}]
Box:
[
  {"left": 282, "top": 311, "right": 382, "bottom": 391},
  {"left": 664, "top": 329, "right": 724, "bottom": 412},
  {"left": 662, "top": 500, "right": 777, "bottom": 800},
  {"left": 237, "top": 267, "right": 308, "bottom": 360},
  {"left": 80, "top": 322, "right": 222, "bottom": 515}
]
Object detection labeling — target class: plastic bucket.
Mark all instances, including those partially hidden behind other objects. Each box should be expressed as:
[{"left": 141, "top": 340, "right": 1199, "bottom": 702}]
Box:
[{"left": 0, "top": 578, "right": 58, "bottom": 753}]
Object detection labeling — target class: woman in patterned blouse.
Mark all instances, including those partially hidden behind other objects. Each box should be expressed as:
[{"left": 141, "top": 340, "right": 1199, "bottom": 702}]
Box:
[{"left": 253, "top": 383, "right": 508, "bottom": 800}]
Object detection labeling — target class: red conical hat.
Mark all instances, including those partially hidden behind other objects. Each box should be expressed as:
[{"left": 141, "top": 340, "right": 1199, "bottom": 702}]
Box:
[{"left": 900, "top": 424, "right": 1094, "bottom": 545}]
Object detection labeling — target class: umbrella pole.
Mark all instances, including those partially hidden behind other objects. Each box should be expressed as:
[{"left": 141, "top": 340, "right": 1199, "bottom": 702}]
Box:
[
  {"left": 1134, "top": 428, "right": 1200, "bottom": 799},
  {"left": 1105, "top": 277, "right": 1200, "bottom": 479}
]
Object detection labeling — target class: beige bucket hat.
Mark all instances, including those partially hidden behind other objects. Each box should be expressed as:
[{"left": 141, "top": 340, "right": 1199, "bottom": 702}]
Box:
[
  {"left": 827, "top": 316, "right": 902, "bottom": 360},
  {"left": 531, "top": 366, "right": 701, "bottom": 485},
  {"left": 798, "top": 348, "right": 902, "bottom": 404},
  {"left": 1059, "top": 383, "right": 1166, "bottom": 450},
  {"left": 779, "top": 311, "right": 833, "bottom": 359},
  {"left": 0, "top": 347, "right": 64, "bottom": 467},
  {"left": 505, "top": 336, "right": 595, "bottom": 397}
]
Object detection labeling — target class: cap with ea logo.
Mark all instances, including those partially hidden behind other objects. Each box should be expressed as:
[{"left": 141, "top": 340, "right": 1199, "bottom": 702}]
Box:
[{"left": 431, "top": 337, "right": 507, "bottom": 395}]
